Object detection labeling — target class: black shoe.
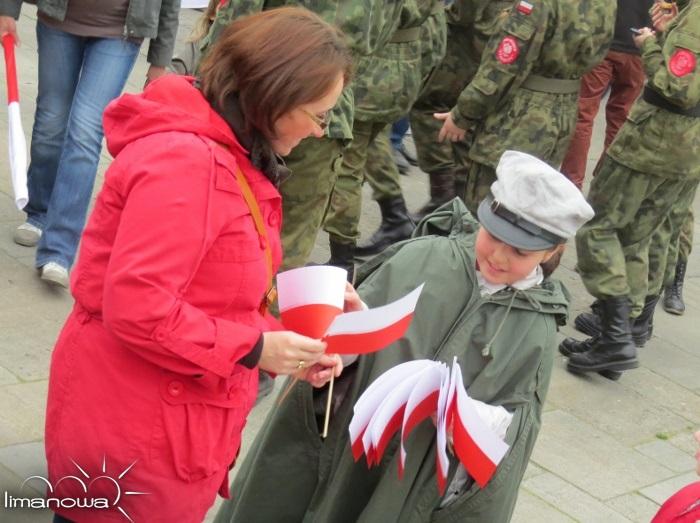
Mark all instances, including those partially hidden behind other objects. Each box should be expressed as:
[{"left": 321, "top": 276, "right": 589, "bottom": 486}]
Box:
[
  {"left": 397, "top": 141, "right": 418, "bottom": 166},
  {"left": 573, "top": 295, "right": 658, "bottom": 348},
  {"left": 393, "top": 148, "right": 410, "bottom": 175},
  {"left": 559, "top": 336, "right": 623, "bottom": 380},
  {"left": 327, "top": 239, "right": 355, "bottom": 283},
  {"left": 356, "top": 197, "right": 414, "bottom": 257},
  {"left": 566, "top": 296, "right": 639, "bottom": 374},
  {"left": 412, "top": 171, "right": 457, "bottom": 223},
  {"left": 663, "top": 260, "right": 686, "bottom": 315}
]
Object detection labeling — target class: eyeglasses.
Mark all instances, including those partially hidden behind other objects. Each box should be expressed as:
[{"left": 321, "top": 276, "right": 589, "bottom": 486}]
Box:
[{"left": 301, "top": 108, "right": 330, "bottom": 131}]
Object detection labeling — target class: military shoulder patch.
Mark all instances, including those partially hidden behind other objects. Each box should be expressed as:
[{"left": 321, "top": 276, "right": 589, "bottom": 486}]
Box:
[
  {"left": 517, "top": 1, "right": 533, "bottom": 15},
  {"left": 669, "top": 49, "right": 696, "bottom": 78},
  {"left": 496, "top": 36, "right": 520, "bottom": 64}
]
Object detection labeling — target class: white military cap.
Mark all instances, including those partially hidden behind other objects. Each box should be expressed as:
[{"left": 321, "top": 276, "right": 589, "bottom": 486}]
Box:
[{"left": 477, "top": 150, "right": 594, "bottom": 250}]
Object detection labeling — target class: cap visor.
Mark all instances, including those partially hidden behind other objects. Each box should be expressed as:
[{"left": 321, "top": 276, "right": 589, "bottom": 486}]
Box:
[{"left": 477, "top": 197, "right": 556, "bottom": 251}]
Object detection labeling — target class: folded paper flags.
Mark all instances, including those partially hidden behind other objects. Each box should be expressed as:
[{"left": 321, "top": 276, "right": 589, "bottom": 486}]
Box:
[
  {"left": 349, "top": 358, "right": 512, "bottom": 493},
  {"left": 276, "top": 265, "right": 424, "bottom": 354},
  {"left": 2, "top": 34, "right": 28, "bottom": 210}
]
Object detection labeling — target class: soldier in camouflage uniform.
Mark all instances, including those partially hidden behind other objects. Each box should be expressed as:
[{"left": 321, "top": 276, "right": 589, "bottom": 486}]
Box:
[
  {"left": 199, "top": 0, "right": 406, "bottom": 272},
  {"left": 410, "top": 0, "right": 513, "bottom": 220},
  {"left": 661, "top": 209, "right": 694, "bottom": 314},
  {"left": 435, "top": 0, "right": 615, "bottom": 216},
  {"left": 322, "top": 0, "right": 441, "bottom": 275},
  {"left": 560, "top": 0, "right": 700, "bottom": 376}
]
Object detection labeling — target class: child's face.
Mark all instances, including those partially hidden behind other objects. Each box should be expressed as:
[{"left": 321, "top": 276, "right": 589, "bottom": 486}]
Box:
[{"left": 475, "top": 227, "right": 557, "bottom": 285}]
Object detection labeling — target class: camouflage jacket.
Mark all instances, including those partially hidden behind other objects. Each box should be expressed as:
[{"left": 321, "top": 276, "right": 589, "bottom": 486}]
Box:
[
  {"left": 450, "top": 0, "right": 615, "bottom": 131},
  {"left": 353, "top": 0, "right": 442, "bottom": 122},
  {"left": 199, "top": 0, "right": 406, "bottom": 140},
  {"left": 607, "top": 0, "right": 700, "bottom": 179}
]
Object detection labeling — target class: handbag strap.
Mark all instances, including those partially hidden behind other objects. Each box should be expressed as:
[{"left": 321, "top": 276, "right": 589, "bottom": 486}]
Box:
[{"left": 231, "top": 164, "right": 276, "bottom": 313}]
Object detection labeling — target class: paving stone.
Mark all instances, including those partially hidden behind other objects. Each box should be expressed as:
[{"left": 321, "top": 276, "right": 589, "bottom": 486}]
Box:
[
  {"left": 639, "top": 471, "right": 700, "bottom": 504},
  {"left": 668, "top": 431, "right": 700, "bottom": 457},
  {"left": 0, "top": 381, "right": 48, "bottom": 447},
  {"left": 531, "top": 410, "right": 675, "bottom": 500},
  {"left": 0, "top": 442, "right": 47, "bottom": 490},
  {"left": 642, "top": 336, "right": 700, "bottom": 392},
  {"left": 524, "top": 472, "right": 632, "bottom": 522},
  {"left": 0, "top": 365, "right": 19, "bottom": 386},
  {"left": 523, "top": 462, "right": 545, "bottom": 481},
  {"left": 605, "top": 493, "right": 660, "bottom": 523},
  {"left": 635, "top": 439, "right": 697, "bottom": 473},
  {"left": 0, "top": 323, "right": 56, "bottom": 382},
  {"left": 545, "top": 363, "right": 690, "bottom": 446},
  {"left": 511, "top": 489, "right": 575, "bottom": 523}
]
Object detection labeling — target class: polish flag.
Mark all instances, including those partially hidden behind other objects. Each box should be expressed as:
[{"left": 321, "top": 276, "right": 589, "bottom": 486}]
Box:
[
  {"left": 2, "top": 34, "right": 28, "bottom": 210},
  {"left": 451, "top": 364, "right": 509, "bottom": 488},
  {"left": 517, "top": 0, "right": 533, "bottom": 14},
  {"left": 324, "top": 284, "right": 424, "bottom": 354},
  {"left": 277, "top": 266, "right": 347, "bottom": 339}
]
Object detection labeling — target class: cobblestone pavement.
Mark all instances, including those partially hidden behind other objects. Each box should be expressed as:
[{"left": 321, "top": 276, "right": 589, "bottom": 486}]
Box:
[{"left": 1, "top": 8, "right": 698, "bottom": 523}]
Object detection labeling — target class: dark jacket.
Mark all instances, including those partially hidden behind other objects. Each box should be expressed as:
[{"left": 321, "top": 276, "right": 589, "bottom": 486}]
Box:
[
  {"left": 0, "top": 0, "right": 179, "bottom": 66},
  {"left": 214, "top": 199, "right": 570, "bottom": 523},
  {"left": 611, "top": 0, "right": 653, "bottom": 55}
]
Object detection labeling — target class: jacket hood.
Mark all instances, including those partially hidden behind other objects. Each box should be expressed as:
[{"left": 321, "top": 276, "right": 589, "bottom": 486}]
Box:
[{"left": 103, "top": 75, "right": 247, "bottom": 158}]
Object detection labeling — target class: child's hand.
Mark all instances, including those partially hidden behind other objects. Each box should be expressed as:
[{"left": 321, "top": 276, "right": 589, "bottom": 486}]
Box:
[{"left": 343, "top": 282, "right": 365, "bottom": 312}]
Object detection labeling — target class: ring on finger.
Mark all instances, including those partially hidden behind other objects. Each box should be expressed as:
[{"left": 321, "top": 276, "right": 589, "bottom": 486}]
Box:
[{"left": 297, "top": 360, "right": 306, "bottom": 370}]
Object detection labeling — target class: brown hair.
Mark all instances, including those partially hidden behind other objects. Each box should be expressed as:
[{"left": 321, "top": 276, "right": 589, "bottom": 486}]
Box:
[
  {"left": 198, "top": 7, "right": 352, "bottom": 140},
  {"left": 187, "top": 0, "right": 218, "bottom": 43},
  {"left": 540, "top": 245, "right": 564, "bottom": 279}
]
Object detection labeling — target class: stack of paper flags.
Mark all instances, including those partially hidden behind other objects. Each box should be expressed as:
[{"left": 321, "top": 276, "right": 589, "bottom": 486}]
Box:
[
  {"left": 276, "top": 266, "right": 424, "bottom": 354},
  {"left": 2, "top": 34, "right": 28, "bottom": 210},
  {"left": 349, "top": 358, "right": 511, "bottom": 493}
]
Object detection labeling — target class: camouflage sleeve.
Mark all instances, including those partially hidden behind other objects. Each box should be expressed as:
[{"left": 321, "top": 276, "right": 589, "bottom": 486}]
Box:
[
  {"left": 450, "top": 2, "right": 546, "bottom": 130},
  {"left": 198, "top": 0, "right": 266, "bottom": 59},
  {"left": 640, "top": 11, "right": 700, "bottom": 109}
]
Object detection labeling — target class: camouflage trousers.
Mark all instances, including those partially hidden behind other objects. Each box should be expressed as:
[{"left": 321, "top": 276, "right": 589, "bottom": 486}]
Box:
[
  {"left": 279, "top": 136, "right": 344, "bottom": 270},
  {"left": 575, "top": 157, "right": 700, "bottom": 317},
  {"left": 648, "top": 196, "right": 696, "bottom": 296},
  {"left": 463, "top": 162, "right": 496, "bottom": 216},
  {"left": 365, "top": 126, "right": 404, "bottom": 202},
  {"left": 324, "top": 120, "right": 393, "bottom": 245}
]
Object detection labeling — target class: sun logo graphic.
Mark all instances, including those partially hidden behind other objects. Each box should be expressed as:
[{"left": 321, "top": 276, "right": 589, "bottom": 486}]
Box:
[{"left": 4, "top": 456, "right": 148, "bottom": 522}]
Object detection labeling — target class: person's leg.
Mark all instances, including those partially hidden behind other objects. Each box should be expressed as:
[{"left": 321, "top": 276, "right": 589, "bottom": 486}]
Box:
[
  {"left": 559, "top": 55, "right": 613, "bottom": 189},
  {"left": 22, "top": 22, "right": 84, "bottom": 233},
  {"left": 35, "top": 36, "right": 140, "bottom": 271},
  {"left": 279, "top": 136, "right": 344, "bottom": 271},
  {"left": 658, "top": 201, "right": 696, "bottom": 314},
  {"left": 390, "top": 116, "right": 410, "bottom": 150},
  {"left": 603, "top": 51, "right": 645, "bottom": 150},
  {"left": 356, "top": 127, "right": 413, "bottom": 256}
]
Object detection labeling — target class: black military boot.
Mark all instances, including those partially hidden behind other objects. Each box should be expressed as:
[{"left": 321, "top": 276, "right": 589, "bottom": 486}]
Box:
[
  {"left": 566, "top": 296, "right": 639, "bottom": 374},
  {"left": 412, "top": 171, "right": 456, "bottom": 222},
  {"left": 573, "top": 295, "right": 659, "bottom": 348},
  {"left": 559, "top": 336, "right": 622, "bottom": 381},
  {"left": 327, "top": 239, "right": 355, "bottom": 283},
  {"left": 355, "top": 196, "right": 414, "bottom": 257},
  {"left": 663, "top": 260, "right": 687, "bottom": 315}
]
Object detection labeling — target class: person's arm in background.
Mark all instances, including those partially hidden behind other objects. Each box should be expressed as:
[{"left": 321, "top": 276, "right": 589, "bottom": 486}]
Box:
[
  {"left": 0, "top": 0, "right": 24, "bottom": 43},
  {"left": 197, "top": 0, "right": 266, "bottom": 61},
  {"left": 145, "top": 0, "right": 181, "bottom": 84}
]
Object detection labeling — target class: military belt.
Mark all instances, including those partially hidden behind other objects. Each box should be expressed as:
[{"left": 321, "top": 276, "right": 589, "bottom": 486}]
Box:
[
  {"left": 522, "top": 74, "right": 581, "bottom": 94},
  {"left": 643, "top": 86, "right": 700, "bottom": 117},
  {"left": 389, "top": 27, "right": 421, "bottom": 43}
]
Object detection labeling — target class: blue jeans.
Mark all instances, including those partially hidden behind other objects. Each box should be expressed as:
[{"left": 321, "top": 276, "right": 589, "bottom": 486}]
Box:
[
  {"left": 27, "top": 22, "right": 139, "bottom": 269},
  {"left": 390, "top": 116, "right": 410, "bottom": 150}
]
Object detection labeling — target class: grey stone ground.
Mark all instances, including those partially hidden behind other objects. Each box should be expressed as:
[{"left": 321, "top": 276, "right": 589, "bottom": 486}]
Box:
[{"left": 0, "top": 7, "right": 698, "bottom": 523}]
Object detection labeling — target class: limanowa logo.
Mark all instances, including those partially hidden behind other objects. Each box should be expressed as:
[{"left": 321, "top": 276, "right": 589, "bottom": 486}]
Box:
[{"left": 4, "top": 456, "right": 148, "bottom": 522}]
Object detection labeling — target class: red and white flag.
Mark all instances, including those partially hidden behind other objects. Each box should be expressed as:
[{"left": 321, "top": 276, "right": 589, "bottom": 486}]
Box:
[{"left": 2, "top": 34, "right": 28, "bottom": 210}]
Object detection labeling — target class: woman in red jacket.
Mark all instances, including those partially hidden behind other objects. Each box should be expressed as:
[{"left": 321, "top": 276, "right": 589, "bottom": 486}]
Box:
[{"left": 44, "top": 8, "right": 352, "bottom": 523}]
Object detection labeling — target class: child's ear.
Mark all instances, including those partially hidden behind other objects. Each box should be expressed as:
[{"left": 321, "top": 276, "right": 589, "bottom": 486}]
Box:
[{"left": 542, "top": 244, "right": 565, "bottom": 263}]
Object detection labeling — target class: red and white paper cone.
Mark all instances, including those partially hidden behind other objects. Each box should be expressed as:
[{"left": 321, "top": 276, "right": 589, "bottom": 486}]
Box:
[{"left": 2, "top": 34, "right": 28, "bottom": 210}]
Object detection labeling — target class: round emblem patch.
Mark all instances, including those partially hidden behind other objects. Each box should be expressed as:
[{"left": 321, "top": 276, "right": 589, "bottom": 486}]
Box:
[
  {"left": 496, "top": 36, "right": 520, "bottom": 65},
  {"left": 669, "top": 49, "right": 696, "bottom": 77}
]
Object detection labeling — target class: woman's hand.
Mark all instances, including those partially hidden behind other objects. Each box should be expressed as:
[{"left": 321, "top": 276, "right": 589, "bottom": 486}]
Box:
[
  {"left": 144, "top": 65, "right": 168, "bottom": 88},
  {"left": 297, "top": 353, "right": 343, "bottom": 387},
  {"left": 259, "top": 331, "right": 327, "bottom": 375},
  {"left": 435, "top": 112, "right": 467, "bottom": 143},
  {"left": 651, "top": 2, "right": 678, "bottom": 33},
  {"left": 0, "top": 16, "right": 18, "bottom": 44},
  {"left": 343, "top": 281, "right": 364, "bottom": 312},
  {"left": 633, "top": 27, "right": 656, "bottom": 48}
]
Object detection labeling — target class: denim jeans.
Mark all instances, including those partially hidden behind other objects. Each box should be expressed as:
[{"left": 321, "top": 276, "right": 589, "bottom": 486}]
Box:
[
  {"left": 26, "top": 21, "right": 140, "bottom": 269},
  {"left": 390, "top": 116, "right": 410, "bottom": 150}
]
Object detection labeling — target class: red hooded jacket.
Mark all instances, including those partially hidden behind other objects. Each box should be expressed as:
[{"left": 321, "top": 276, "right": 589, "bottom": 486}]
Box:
[{"left": 44, "top": 75, "right": 283, "bottom": 522}]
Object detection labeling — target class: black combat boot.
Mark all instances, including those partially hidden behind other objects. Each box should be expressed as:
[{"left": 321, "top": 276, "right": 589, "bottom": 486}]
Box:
[
  {"left": 355, "top": 196, "right": 414, "bottom": 257},
  {"left": 573, "top": 295, "right": 659, "bottom": 347},
  {"left": 559, "top": 336, "right": 622, "bottom": 381},
  {"left": 412, "top": 171, "right": 456, "bottom": 222},
  {"left": 327, "top": 239, "right": 356, "bottom": 283},
  {"left": 663, "top": 260, "right": 687, "bottom": 315},
  {"left": 566, "top": 296, "right": 639, "bottom": 374}
]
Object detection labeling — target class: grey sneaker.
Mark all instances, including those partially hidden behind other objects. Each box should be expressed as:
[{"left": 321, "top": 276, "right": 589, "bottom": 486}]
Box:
[
  {"left": 40, "top": 262, "right": 69, "bottom": 288},
  {"left": 13, "top": 222, "right": 42, "bottom": 247}
]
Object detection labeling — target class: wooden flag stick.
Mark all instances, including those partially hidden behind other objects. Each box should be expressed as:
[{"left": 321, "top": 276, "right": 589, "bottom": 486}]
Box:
[
  {"left": 276, "top": 377, "right": 299, "bottom": 406},
  {"left": 322, "top": 373, "right": 335, "bottom": 438}
]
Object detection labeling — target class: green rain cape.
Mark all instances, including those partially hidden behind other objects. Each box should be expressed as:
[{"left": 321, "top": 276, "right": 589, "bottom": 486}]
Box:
[{"left": 215, "top": 199, "right": 569, "bottom": 523}]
